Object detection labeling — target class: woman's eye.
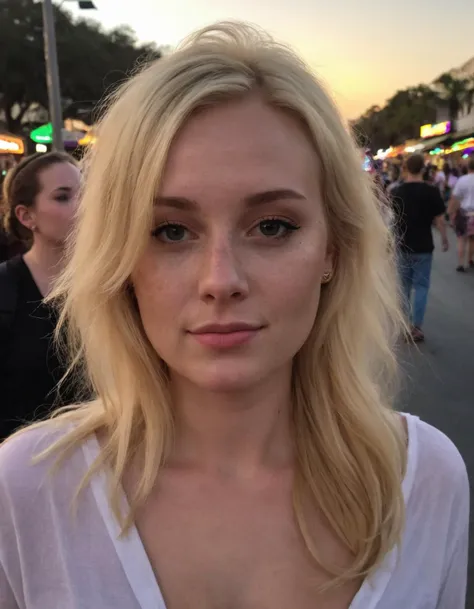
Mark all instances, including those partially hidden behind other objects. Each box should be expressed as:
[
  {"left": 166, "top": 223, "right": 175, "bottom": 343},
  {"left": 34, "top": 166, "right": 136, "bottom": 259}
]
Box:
[
  {"left": 55, "top": 194, "right": 70, "bottom": 203},
  {"left": 153, "top": 223, "right": 189, "bottom": 243},
  {"left": 256, "top": 219, "right": 300, "bottom": 238}
]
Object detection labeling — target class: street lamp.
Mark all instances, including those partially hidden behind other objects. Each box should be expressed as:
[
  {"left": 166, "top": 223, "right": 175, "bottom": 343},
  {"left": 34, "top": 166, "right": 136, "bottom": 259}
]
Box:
[{"left": 42, "top": 0, "right": 97, "bottom": 151}]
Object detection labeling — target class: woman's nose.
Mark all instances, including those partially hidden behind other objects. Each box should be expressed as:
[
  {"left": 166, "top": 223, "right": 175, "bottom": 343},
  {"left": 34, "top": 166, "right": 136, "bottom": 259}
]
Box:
[{"left": 198, "top": 241, "right": 249, "bottom": 303}]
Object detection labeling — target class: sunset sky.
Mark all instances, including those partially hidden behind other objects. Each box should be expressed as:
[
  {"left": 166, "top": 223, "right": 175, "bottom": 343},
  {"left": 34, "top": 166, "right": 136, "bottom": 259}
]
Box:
[{"left": 67, "top": 0, "right": 474, "bottom": 119}]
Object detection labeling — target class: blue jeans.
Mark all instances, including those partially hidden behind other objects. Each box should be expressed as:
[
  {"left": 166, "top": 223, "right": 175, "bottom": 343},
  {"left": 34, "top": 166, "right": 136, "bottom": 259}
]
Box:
[{"left": 399, "top": 252, "right": 433, "bottom": 328}]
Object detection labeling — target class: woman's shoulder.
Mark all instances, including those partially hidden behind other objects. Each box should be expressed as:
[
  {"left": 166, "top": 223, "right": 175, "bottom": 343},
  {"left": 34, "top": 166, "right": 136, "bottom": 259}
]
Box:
[
  {"left": 404, "top": 413, "right": 468, "bottom": 501},
  {"left": 0, "top": 253, "right": 25, "bottom": 277},
  {"left": 0, "top": 421, "right": 108, "bottom": 601},
  {"left": 0, "top": 255, "right": 26, "bottom": 310},
  {"left": 401, "top": 414, "right": 469, "bottom": 594},
  {"left": 0, "top": 422, "right": 89, "bottom": 508}
]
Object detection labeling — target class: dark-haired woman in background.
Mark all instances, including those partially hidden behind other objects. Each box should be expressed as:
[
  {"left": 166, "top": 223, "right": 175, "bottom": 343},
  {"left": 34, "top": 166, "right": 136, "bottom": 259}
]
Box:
[{"left": 0, "top": 152, "right": 82, "bottom": 440}]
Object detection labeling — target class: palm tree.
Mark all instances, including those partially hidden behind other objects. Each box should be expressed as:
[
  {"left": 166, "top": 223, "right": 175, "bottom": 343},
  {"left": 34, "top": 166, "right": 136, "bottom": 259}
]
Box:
[
  {"left": 434, "top": 73, "right": 471, "bottom": 132},
  {"left": 411, "top": 84, "right": 441, "bottom": 115},
  {"left": 463, "top": 78, "right": 474, "bottom": 115}
]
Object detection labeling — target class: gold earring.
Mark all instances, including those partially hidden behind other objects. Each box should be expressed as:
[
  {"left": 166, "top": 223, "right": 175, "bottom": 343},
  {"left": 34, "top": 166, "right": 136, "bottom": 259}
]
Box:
[{"left": 322, "top": 270, "right": 333, "bottom": 284}]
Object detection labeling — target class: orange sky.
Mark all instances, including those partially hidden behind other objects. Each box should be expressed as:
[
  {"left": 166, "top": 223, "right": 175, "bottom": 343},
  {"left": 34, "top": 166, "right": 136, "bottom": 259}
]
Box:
[{"left": 68, "top": 0, "right": 474, "bottom": 119}]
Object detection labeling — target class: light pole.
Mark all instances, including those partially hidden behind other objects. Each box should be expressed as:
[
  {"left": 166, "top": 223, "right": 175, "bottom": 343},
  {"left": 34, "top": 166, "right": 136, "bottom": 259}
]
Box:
[{"left": 41, "top": 0, "right": 97, "bottom": 151}]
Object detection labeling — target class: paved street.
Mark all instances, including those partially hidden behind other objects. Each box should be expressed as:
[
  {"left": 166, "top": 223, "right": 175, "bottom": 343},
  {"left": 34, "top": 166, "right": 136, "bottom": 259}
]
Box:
[{"left": 397, "top": 231, "right": 474, "bottom": 605}]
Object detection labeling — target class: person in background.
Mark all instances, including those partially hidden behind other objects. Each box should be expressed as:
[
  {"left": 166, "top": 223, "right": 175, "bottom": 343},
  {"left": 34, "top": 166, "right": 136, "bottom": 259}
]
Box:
[
  {"left": 448, "top": 156, "right": 474, "bottom": 271},
  {"left": 0, "top": 168, "right": 27, "bottom": 263},
  {"left": 422, "top": 163, "right": 433, "bottom": 184},
  {"left": 448, "top": 166, "right": 459, "bottom": 187},
  {"left": 442, "top": 166, "right": 458, "bottom": 223},
  {"left": 443, "top": 165, "right": 458, "bottom": 201},
  {"left": 387, "top": 164, "right": 402, "bottom": 193},
  {"left": 373, "top": 172, "right": 393, "bottom": 227},
  {"left": 0, "top": 152, "right": 82, "bottom": 440},
  {"left": 391, "top": 154, "right": 448, "bottom": 342},
  {"left": 380, "top": 161, "right": 391, "bottom": 188},
  {"left": 434, "top": 164, "right": 446, "bottom": 192}
]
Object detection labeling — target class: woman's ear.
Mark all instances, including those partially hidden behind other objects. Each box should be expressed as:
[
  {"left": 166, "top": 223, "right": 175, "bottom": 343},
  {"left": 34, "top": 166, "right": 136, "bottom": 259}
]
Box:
[{"left": 15, "top": 205, "right": 37, "bottom": 232}]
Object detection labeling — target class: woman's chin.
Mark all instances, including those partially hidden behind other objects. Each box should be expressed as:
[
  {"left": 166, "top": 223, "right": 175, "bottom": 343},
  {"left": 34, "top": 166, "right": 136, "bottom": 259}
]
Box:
[{"left": 179, "top": 361, "right": 269, "bottom": 394}]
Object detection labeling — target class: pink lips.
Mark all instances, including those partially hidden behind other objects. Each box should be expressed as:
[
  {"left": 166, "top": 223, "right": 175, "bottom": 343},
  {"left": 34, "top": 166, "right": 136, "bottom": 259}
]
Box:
[{"left": 189, "top": 323, "right": 263, "bottom": 348}]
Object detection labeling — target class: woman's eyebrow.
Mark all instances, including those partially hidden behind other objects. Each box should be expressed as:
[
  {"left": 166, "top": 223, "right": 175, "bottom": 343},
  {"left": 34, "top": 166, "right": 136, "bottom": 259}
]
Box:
[
  {"left": 154, "top": 189, "right": 306, "bottom": 210},
  {"left": 154, "top": 196, "right": 197, "bottom": 211},
  {"left": 244, "top": 189, "right": 306, "bottom": 206}
]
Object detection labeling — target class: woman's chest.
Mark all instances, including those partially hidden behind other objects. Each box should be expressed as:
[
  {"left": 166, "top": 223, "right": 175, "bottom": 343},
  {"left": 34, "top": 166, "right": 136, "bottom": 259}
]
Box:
[{"left": 132, "top": 481, "right": 360, "bottom": 609}]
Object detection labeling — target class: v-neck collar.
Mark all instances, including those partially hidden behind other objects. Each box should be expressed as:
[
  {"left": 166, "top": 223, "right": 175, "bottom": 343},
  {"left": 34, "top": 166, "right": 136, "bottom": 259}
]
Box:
[
  {"left": 82, "top": 435, "right": 167, "bottom": 609},
  {"left": 81, "top": 413, "right": 418, "bottom": 609}
]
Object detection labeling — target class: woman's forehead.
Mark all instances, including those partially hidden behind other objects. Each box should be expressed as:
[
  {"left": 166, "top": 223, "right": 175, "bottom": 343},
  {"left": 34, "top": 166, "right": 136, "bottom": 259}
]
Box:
[
  {"left": 40, "top": 163, "right": 80, "bottom": 187},
  {"left": 160, "top": 96, "right": 320, "bottom": 196}
]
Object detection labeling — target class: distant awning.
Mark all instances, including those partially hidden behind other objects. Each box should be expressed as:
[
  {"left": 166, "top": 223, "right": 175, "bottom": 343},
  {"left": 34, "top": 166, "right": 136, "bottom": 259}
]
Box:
[
  {"left": 404, "top": 140, "right": 425, "bottom": 153},
  {"left": 444, "top": 128, "right": 474, "bottom": 146},
  {"left": 421, "top": 134, "right": 450, "bottom": 152}
]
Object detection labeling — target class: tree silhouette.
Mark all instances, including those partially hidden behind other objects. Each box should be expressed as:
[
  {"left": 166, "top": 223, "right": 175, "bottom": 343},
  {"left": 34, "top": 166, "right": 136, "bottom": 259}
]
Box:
[
  {"left": 434, "top": 73, "right": 474, "bottom": 132},
  {"left": 0, "top": 0, "right": 161, "bottom": 133},
  {"left": 353, "top": 86, "right": 440, "bottom": 152}
]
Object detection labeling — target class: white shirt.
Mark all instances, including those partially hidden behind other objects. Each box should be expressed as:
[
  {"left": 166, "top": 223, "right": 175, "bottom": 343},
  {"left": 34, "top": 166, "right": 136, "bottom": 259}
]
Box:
[
  {"left": 448, "top": 175, "right": 458, "bottom": 190},
  {"left": 435, "top": 171, "right": 446, "bottom": 188},
  {"left": 0, "top": 413, "right": 469, "bottom": 609},
  {"left": 453, "top": 173, "right": 474, "bottom": 211}
]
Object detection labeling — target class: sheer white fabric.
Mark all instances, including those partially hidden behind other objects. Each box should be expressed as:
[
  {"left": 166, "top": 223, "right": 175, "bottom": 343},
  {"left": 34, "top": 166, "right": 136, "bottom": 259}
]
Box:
[{"left": 0, "top": 414, "right": 469, "bottom": 609}]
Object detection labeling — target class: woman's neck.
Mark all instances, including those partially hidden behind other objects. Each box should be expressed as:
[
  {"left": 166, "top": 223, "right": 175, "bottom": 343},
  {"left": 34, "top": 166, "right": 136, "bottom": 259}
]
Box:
[
  {"left": 23, "top": 240, "right": 65, "bottom": 297},
  {"left": 168, "top": 368, "right": 294, "bottom": 477}
]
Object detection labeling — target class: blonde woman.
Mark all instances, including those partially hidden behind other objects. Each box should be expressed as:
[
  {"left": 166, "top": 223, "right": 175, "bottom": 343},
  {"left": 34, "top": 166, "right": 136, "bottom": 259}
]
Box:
[{"left": 0, "top": 23, "right": 468, "bottom": 609}]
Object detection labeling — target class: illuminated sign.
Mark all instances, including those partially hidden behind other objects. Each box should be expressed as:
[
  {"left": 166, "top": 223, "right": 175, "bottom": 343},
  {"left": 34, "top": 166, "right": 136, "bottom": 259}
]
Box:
[
  {"left": 420, "top": 121, "right": 451, "bottom": 139},
  {"left": 386, "top": 145, "right": 405, "bottom": 158},
  {"left": 0, "top": 134, "right": 24, "bottom": 155},
  {"left": 32, "top": 123, "right": 88, "bottom": 146},
  {"left": 30, "top": 123, "right": 53, "bottom": 144},
  {"left": 78, "top": 132, "right": 96, "bottom": 146},
  {"left": 442, "top": 137, "right": 474, "bottom": 156}
]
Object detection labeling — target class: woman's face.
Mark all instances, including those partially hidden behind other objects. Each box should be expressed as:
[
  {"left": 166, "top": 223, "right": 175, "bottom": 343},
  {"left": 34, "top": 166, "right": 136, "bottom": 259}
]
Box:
[
  {"left": 132, "top": 96, "right": 333, "bottom": 392},
  {"left": 18, "top": 162, "right": 81, "bottom": 245}
]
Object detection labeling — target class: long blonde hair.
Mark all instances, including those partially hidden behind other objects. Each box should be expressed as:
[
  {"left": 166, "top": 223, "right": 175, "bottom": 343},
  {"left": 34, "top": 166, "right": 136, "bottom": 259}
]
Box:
[{"left": 17, "top": 21, "right": 406, "bottom": 586}]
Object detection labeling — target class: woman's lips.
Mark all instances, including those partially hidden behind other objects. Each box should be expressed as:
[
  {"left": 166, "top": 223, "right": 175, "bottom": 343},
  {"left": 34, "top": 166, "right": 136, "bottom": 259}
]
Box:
[
  {"left": 191, "top": 328, "right": 260, "bottom": 348},
  {"left": 188, "top": 323, "right": 263, "bottom": 348}
]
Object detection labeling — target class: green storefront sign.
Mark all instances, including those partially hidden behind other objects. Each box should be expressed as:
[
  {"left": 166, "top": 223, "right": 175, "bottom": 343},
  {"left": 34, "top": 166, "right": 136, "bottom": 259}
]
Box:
[{"left": 30, "top": 123, "right": 53, "bottom": 144}]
